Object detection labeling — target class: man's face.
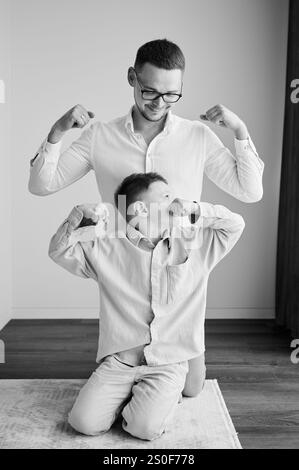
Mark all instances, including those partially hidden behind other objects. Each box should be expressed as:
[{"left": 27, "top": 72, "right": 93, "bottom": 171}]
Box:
[{"left": 131, "top": 63, "right": 183, "bottom": 122}]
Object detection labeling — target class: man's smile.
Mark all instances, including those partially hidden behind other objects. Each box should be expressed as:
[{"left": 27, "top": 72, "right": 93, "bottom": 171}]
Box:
[{"left": 147, "top": 105, "right": 164, "bottom": 112}]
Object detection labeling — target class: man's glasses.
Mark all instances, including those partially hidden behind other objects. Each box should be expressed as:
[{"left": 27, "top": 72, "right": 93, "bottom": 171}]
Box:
[{"left": 134, "top": 70, "right": 182, "bottom": 103}]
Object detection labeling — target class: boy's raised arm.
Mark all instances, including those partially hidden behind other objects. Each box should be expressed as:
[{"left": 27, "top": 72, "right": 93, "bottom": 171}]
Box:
[
  {"left": 169, "top": 198, "right": 245, "bottom": 271},
  {"left": 48, "top": 203, "right": 107, "bottom": 281},
  {"left": 194, "top": 202, "right": 245, "bottom": 271}
]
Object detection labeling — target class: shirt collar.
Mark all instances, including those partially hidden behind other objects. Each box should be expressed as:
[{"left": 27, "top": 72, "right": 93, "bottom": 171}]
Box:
[
  {"left": 124, "top": 106, "right": 174, "bottom": 134},
  {"left": 126, "top": 224, "right": 172, "bottom": 250},
  {"left": 126, "top": 224, "right": 155, "bottom": 250}
]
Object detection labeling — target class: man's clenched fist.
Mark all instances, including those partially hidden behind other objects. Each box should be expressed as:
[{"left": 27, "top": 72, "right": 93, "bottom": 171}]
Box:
[
  {"left": 200, "top": 104, "right": 248, "bottom": 139},
  {"left": 48, "top": 104, "right": 95, "bottom": 144}
]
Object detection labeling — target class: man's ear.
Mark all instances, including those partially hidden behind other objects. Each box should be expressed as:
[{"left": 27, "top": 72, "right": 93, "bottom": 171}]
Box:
[
  {"left": 133, "top": 201, "right": 148, "bottom": 217},
  {"left": 127, "top": 67, "right": 135, "bottom": 87}
]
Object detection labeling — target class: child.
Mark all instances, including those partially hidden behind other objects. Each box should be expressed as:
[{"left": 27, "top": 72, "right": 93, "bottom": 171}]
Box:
[{"left": 48, "top": 172, "right": 245, "bottom": 441}]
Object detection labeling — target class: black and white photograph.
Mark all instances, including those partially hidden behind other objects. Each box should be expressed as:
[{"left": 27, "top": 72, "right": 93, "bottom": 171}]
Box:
[{"left": 0, "top": 0, "right": 298, "bottom": 455}]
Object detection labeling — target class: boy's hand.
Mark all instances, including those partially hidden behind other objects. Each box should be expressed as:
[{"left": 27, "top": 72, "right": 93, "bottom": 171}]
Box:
[
  {"left": 75, "top": 203, "right": 109, "bottom": 240},
  {"left": 168, "top": 198, "right": 200, "bottom": 218}
]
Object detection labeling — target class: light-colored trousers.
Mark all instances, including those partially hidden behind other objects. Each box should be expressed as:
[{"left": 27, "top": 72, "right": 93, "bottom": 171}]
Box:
[{"left": 68, "top": 354, "right": 204, "bottom": 441}]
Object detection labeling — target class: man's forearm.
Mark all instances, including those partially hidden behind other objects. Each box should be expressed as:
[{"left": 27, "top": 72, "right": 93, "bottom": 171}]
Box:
[
  {"left": 47, "top": 125, "right": 66, "bottom": 144},
  {"left": 233, "top": 121, "right": 249, "bottom": 140}
]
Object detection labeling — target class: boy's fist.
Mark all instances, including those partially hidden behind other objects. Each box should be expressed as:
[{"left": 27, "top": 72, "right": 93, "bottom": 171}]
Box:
[
  {"left": 168, "top": 198, "right": 200, "bottom": 217},
  {"left": 75, "top": 203, "right": 109, "bottom": 241}
]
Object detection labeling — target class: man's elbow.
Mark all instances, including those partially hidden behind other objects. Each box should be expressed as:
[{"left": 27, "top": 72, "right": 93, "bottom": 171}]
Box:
[
  {"left": 240, "top": 187, "right": 264, "bottom": 203},
  {"left": 28, "top": 179, "right": 52, "bottom": 196}
]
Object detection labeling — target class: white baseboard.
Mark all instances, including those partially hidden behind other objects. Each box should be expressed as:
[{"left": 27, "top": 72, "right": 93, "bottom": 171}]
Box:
[
  {"left": 0, "top": 315, "right": 11, "bottom": 331},
  {"left": 12, "top": 307, "right": 275, "bottom": 320}
]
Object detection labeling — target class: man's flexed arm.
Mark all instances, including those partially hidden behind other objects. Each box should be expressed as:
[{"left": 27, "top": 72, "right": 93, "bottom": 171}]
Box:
[
  {"left": 169, "top": 198, "right": 245, "bottom": 271},
  {"left": 48, "top": 203, "right": 109, "bottom": 281},
  {"left": 200, "top": 104, "right": 264, "bottom": 203},
  {"left": 28, "top": 105, "right": 96, "bottom": 196}
]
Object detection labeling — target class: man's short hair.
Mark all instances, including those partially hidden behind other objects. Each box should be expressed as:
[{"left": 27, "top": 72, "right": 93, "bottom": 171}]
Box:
[
  {"left": 134, "top": 39, "right": 185, "bottom": 72},
  {"left": 114, "top": 172, "right": 168, "bottom": 216}
]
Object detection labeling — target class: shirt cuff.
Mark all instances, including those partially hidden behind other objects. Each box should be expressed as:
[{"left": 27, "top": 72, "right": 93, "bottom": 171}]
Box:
[
  {"left": 44, "top": 138, "right": 62, "bottom": 157},
  {"left": 234, "top": 134, "right": 258, "bottom": 157},
  {"left": 234, "top": 134, "right": 264, "bottom": 173},
  {"left": 44, "top": 137, "right": 62, "bottom": 149},
  {"left": 30, "top": 138, "right": 62, "bottom": 167}
]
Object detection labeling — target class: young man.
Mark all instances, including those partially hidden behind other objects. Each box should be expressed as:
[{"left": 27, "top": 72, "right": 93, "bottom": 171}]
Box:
[
  {"left": 29, "top": 38, "right": 263, "bottom": 396},
  {"left": 48, "top": 172, "right": 245, "bottom": 441}
]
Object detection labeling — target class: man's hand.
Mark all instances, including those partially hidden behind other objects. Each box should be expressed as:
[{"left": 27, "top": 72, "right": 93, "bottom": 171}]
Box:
[
  {"left": 200, "top": 104, "right": 248, "bottom": 139},
  {"left": 48, "top": 104, "right": 95, "bottom": 144},
  {"left": 168, "top": 198, "right": 200, "bottom": 220}
]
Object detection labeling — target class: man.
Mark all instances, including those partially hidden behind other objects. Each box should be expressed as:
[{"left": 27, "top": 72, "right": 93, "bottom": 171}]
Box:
[
  {"left": 28, "top": 38, "right": 264, "bottom": 396},
  {"left": 48, "top": 172, "right": 245, "bottom": 440}
]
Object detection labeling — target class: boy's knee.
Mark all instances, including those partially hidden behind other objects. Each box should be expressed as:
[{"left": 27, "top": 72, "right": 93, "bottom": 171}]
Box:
[{"left": 68, "top": 409, "right": 111, "bottom": 436}]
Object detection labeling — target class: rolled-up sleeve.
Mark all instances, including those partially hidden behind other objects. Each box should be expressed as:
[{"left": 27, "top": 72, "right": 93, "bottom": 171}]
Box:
[
  {"left": 28, "top": 124, "right": 96, "bottom": 196},
  {"left": 203, "top": 125, "right": 264, "bottom": 203},
  {"left": 196, "top": 202, "right": 246, "bottom": 271},
  {"left": 48, "top": 206, "right": 98, "bottom": 282}
]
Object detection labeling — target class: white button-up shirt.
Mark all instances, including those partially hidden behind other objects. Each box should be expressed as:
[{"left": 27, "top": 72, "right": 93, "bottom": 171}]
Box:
[
  {"left": 48, "top": 202, "right": 245, "bottom": 367},
  {"left": 29, "top": 107, "right": 264, "bottom": 204}
]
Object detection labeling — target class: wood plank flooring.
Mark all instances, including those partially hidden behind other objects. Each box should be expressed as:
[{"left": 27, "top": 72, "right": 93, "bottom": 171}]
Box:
[{"left": 0, "top": 319, "right": 298, "bottom": 449}]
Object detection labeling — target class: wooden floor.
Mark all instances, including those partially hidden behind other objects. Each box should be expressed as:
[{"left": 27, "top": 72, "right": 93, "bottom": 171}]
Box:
[{"left": 0, "top": 319, "right": 298, "bottom": 449}]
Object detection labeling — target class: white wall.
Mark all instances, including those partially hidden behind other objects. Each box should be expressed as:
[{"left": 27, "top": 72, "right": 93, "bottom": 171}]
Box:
[
  {"left": 11, "top": 0, "right": 289, "bottom": 320},
  {"left": 0, "top": 0, "right": 12, "bottom": 330}
]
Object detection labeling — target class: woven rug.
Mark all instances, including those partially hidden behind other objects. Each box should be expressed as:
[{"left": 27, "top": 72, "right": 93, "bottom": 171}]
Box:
[{"left": 0, "top": 378, "right": 241, "bottom": 449}]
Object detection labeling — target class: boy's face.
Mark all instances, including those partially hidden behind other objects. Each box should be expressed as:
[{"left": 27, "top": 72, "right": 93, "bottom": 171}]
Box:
[{"left": 129, "top": 181, "right": 178, "bottom": 240}]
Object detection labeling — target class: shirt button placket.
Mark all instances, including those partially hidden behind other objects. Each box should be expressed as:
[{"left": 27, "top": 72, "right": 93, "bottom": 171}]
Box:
[
  {"left": 146, "top": 141, "right": 156, "bottom": 172},
  {"left": 146, "top": 151, "right": 152, "bottom": 172}
]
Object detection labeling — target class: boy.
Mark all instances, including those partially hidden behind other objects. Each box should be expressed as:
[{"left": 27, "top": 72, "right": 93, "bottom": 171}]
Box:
[{"left": 49, "top": 172, "right": 245, "bottom": 441}]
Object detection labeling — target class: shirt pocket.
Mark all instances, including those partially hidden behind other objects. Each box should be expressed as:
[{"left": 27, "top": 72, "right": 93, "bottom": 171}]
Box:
[{"left": 166, "top": 256, "right": 195, "bottom": 304}]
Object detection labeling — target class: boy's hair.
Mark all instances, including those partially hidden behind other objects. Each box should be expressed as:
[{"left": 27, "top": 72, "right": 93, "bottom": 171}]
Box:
[
  {"left": 134, "top": 39, "right": 185, "bottom": 72},
  {"left": 114, "top": 172, "right": 168, "bottom": 216}
]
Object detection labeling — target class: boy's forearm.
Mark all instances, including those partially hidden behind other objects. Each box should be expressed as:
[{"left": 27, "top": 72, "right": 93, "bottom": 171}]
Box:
[{"left": 194, "top": 202, "right": 245, "bottom": 235}]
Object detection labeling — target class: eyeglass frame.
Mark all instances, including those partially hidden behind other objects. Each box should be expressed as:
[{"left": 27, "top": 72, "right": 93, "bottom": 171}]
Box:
[{"left": 133, "top": 69, "right": 183, "bottom": 103}]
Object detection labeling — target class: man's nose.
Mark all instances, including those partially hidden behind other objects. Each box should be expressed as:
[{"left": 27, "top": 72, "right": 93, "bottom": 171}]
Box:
[{"left": 153, "top": 96, "right": 164, "bottom": 107}]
